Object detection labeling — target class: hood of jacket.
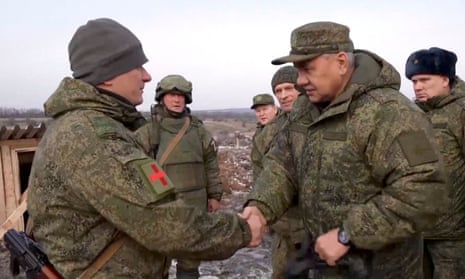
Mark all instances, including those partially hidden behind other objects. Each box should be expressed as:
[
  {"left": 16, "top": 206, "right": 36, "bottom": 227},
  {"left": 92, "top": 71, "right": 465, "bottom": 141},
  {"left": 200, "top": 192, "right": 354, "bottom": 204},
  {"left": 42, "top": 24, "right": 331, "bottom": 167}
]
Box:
[{"left": 44, "top": 77, "right": 146, "bottom": 129}]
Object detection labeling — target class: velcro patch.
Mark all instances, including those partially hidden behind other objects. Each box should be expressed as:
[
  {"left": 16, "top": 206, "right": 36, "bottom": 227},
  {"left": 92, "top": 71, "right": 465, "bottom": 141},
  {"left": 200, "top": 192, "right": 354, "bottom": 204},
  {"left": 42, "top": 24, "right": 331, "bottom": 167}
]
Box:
[
  {"left": 432, "top": 122, "right": 448, "bottom": 129},
  {"left": 134, "top": 159, "right": 175, "bottom": 200},
  {"left": 90, "top": 116, "right": 118, "bottom": 138},
  {"left": 397, "top": 131, "right": 438, "bottom": 167},
  {"left": 323, "top": 131, "right": 347, "bottom": 141}
]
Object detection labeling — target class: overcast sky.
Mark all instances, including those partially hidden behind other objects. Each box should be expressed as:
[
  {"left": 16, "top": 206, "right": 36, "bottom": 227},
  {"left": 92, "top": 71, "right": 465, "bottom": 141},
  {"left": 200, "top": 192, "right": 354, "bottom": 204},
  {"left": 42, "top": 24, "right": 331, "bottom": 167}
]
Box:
[{"left": 1, "top": 0, "right": 465, "bottom": 111}]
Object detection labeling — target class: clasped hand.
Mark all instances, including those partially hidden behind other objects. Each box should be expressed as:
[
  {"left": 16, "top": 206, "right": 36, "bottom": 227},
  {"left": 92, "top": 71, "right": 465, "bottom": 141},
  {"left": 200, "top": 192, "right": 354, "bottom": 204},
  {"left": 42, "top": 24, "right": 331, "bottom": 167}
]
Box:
[{"left": 239, "top": 206, "right": 267, "bottom": 247}]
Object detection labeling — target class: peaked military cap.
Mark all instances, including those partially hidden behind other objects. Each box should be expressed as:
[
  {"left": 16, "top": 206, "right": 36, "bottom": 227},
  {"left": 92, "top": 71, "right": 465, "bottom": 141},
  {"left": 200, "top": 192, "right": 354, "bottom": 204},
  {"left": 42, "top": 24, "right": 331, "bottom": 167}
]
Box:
[
  {"left": 272, "top": 21, "right": 354, "bottom": 65},
  {"left": 405, "top": 47, "right": 457, "bottom": 80},
  {"left": 251, "top": 93, "right": 275, "bottom": 109}
]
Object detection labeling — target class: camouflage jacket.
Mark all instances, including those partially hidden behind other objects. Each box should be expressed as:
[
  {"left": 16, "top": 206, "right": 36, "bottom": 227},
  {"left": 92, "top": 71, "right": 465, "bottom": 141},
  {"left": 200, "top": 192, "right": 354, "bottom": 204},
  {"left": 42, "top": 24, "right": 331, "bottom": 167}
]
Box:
[
  {"left": 416, "top": 77, "right": 465, "bottom": 239},
  {"left": 27, "top": 78, "right": 251, "bottom": 279},
  {"left": 135, "top": 104, "right": 223, "bottom": 206},
  {"left": 251, "top": 108, "right": 286, "bottom": 182},
  {"left": 248, "top": 50, "right": 448, "bottom": 278}
]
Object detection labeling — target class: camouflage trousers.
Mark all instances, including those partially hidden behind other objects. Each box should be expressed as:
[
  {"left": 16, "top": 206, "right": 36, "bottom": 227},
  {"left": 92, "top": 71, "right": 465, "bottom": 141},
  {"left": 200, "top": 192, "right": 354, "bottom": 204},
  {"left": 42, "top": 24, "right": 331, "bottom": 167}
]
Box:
[
  {"left": 423, "top": 239, "right": 465, "bottom": 279},
  {"left": 271, "top": 232, "right": 302, "bottom": 279}
]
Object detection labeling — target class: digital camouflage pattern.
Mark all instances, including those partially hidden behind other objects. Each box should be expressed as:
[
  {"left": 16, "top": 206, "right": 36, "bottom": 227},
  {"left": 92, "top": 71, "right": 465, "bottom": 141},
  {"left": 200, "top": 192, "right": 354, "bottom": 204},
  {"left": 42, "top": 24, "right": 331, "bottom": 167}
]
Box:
[
  {"left": 27, "top": 78, "right": 251, "bottom": 279},
  {"left": 135, "top": 104, "right": 223, "bottom": 275},
  {"left": 136, "top": 104, "right": 223, "bottom": 203},
  {"left": 251, "top": 96, "right": 308, "bottom": 279},
  {"left": 251, "top": 108, "right": 284, "bottom": 181},
  {"left": 248, "top": 50, "right": 449, "bottom": 279},
  {"left": 415, "top": 77, "right": 465, "bottom": 278}
]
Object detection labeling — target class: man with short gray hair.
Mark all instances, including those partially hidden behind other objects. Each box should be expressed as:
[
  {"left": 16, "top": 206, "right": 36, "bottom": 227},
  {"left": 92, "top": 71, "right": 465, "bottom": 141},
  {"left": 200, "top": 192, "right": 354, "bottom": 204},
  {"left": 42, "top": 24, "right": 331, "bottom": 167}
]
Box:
[{"left": 243, "top": 21, "right": 448, "bottom": 278}]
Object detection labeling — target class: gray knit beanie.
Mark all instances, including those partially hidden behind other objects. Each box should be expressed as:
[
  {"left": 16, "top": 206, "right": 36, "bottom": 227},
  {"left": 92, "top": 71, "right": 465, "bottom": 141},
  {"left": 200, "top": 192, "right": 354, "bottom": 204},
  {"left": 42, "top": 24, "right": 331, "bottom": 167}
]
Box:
[
  {"left": 68, "top": 18, "right": 148, "bottom": 85},
  {"left": 271, "top": 66, "right": 304, "bottom": 94}
]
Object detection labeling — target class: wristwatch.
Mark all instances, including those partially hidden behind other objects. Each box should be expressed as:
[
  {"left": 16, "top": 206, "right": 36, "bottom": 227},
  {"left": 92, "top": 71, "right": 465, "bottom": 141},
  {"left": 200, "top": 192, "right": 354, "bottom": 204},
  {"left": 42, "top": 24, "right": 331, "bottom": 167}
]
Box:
[{"left": 337, "top": 227, "right": 351, "bottom": 246}]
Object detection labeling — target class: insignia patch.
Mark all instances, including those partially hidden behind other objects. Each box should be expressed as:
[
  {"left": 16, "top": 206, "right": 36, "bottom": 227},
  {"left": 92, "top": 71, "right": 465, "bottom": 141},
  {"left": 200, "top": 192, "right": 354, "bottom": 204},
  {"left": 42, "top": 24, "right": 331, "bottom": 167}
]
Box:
[
  {"left": 134, "top": 159, "right": 174, "bottom": 199},
  {"left": 397, "top": 130, "right": 438, "bottom": 167}
]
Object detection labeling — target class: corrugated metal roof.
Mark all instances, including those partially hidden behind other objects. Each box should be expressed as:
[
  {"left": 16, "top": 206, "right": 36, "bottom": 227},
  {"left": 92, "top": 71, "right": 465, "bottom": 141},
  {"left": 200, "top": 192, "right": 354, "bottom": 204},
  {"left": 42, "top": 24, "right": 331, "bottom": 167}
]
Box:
[{"left": 0, "top": 123, "right": 46, "bottom": 140}]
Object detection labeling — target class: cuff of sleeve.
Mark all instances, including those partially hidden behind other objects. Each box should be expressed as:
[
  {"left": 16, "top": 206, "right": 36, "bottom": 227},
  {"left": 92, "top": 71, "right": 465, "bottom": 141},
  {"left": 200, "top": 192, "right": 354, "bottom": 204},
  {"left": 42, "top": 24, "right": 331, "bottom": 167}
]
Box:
[
  {"left": 207, "top": 193, "right": 222, "bottom": 201},
  {"left": 342, "top": 220, "right": 357, "bottom": 248},
  {"left": 238, "top": 216, "right": 252, "bottom": 246},
  {"left": 244, "top": 199, "right": 275, "bottom": 224}
]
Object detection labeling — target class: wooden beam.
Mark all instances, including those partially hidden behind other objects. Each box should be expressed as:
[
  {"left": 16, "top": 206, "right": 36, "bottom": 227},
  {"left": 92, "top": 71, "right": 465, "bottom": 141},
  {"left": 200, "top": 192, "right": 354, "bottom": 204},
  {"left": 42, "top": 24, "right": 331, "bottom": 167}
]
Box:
[{"left": 0, "top": 146, "right": 5, "bottom": 222}]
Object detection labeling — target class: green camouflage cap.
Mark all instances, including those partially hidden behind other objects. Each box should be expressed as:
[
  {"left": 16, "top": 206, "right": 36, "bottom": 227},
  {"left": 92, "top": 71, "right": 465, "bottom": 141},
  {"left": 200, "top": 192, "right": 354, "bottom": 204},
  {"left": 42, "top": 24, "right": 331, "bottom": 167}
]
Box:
[
  {"left": 251, "top": 93, "right": 275, "bottom": 109},
  {"left": 155, "top": 74, "right": 193, "bottom": 104},
  {"left": 271, "top": 21, "right": 354, "bottom": 65}
]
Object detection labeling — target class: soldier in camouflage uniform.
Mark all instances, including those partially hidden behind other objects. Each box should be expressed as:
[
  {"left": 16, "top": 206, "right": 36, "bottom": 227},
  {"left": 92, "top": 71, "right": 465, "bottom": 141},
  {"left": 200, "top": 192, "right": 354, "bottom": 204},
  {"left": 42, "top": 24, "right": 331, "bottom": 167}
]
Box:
[
  {"left": 242, "top": 21, "right": 449, "bottom": 278},
  {"left": 250, "top": 93, "right": 279, "bottom": 180},
  {"left": 135, "top": 74, "right": 223, "bottom": 279},
  {"left": 27, "top": 18, "right": 263, "bottom": 279},
  {"left": 406, "top": 47, "right": 465, "bottom": 279},
  {"left": 250, "top": 67, "right": 307, "bottom": 279}
]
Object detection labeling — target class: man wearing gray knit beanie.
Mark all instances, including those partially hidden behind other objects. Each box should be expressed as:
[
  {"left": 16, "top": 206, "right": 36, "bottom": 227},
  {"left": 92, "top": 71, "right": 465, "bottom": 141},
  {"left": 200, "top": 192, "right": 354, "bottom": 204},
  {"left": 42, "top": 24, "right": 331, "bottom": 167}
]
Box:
[{"left": 27, "top": 18, "right": 262, "bottom": 279}]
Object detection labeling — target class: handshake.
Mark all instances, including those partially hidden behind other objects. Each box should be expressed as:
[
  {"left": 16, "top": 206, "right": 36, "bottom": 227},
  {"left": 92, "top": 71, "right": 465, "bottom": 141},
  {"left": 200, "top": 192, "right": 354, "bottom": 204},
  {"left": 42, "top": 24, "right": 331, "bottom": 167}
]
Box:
[
  {"left": 238, "top": 206, "right": 268, "bottom": 247},
  {"left": 239, "top": 206, "right": 371, "bottom": 279}
]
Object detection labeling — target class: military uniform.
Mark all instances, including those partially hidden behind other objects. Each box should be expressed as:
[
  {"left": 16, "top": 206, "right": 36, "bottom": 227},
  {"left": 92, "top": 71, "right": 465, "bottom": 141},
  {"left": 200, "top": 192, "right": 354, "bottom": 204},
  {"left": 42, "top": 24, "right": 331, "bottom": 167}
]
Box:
[
  {"left": 415, "top": 78, "right": 465, "bottom": 278},
  {"left": 248, "top": 48, "right": 448, "bottom": 278},
  {"left": 135, "top": 103, "right": 222, "bottom": 277},
  {"left": 251, "top": 95, "right": 309, "bottom": 279},
  {"left": 251, "top": 109, "right": 284, "bottom": 181},
  {"left": 134, "top": 74, "right": 223, "bottom": 278},
  {"left": 27, "top": 78, "right": 251, "bottom": 278}
]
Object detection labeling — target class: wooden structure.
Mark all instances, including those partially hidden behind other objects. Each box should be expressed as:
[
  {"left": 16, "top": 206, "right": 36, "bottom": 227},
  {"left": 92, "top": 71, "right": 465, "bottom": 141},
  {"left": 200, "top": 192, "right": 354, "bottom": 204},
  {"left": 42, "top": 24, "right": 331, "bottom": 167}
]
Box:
[{"left": 0, "top": 123, "right": 45, "bottom": 232}]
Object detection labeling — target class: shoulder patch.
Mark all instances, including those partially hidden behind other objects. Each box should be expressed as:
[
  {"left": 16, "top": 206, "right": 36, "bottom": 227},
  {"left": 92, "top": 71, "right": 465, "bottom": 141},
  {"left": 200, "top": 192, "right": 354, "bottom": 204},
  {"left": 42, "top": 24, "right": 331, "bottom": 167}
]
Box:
[
  {"left": 397, "top": 130, "right": 438, "bottom": 166},
  {"left": 133, "top": 159, "right": 175, "bottom": 200},
  {"left": 90, "top": 116, "right": 119, "bottom": 138}
]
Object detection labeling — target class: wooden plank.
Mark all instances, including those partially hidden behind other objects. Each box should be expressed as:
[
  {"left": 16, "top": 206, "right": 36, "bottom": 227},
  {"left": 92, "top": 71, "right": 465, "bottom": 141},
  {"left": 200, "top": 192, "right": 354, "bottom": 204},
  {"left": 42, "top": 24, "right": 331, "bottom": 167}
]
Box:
[
  {"left": 3, "top": 138, "right": 40, "bottom": 149},
  {"left": 0, "top": 189, "right": 28, "bottom": 239},
  {"left": 0, "top": 125, "right": 19, "bottom": 140},
  {"left": 0, "top": 145, "right": 6, "bottom": 222},
  {"left": 1, "top": 145, "right": 24, "bottom": 231},
  {"left": 10, "top": 148, "right": 25, "bottom": 231},
  {"left": 12, "top": 125, "right": 32, "bottom": 139}
]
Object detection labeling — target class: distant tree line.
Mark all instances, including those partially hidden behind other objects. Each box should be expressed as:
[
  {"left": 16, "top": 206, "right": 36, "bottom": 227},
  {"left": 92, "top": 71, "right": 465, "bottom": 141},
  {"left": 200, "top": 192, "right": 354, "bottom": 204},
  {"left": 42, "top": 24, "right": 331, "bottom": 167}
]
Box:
[
  {"left": 0, "top": 107, "right": 45, "bottom": 118},
  {"left": 1, "top": 107, "right": 256, "bottom": 123}
]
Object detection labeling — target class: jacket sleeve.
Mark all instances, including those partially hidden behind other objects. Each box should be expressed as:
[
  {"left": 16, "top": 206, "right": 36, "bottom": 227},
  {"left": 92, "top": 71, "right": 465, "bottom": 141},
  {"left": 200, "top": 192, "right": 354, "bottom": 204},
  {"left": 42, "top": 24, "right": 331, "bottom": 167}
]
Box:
[
  {"left": 250, "top": 135, "right": 264, "bottom": 183},
  {"left": 246, "top": 127, "right": 297, "bottom": 224},
  {"left": 70, "top": 128, "right": 250, "bottom": 260},
  {"left": 200, "top": 126, "right": 223, "bottom": 200},
  {"left": 344, "top": 102, "right": 449, "bottom": 250}
]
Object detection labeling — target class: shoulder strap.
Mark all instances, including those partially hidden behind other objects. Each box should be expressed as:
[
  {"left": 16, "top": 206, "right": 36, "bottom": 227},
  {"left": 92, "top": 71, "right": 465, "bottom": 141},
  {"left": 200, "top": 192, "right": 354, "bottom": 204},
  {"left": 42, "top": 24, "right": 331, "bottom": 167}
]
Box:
[
  {"left": 158, "top": 117, "right": 191, "bottom": 166},
  {"left": 77, "top": 232, "right": 126, "bottom": 279}
]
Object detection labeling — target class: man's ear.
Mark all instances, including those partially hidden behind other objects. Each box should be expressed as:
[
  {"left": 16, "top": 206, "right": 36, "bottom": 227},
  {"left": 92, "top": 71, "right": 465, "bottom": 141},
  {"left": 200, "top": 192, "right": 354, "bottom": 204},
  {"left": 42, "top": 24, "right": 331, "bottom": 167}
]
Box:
[{"left": 335, "top": 52, "right": 350, "bottom": 74}]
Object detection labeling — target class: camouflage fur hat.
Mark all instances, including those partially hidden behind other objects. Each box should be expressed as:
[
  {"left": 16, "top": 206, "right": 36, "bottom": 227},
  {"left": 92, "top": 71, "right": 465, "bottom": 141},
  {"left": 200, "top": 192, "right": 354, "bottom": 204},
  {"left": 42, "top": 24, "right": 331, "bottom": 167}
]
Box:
[
  {"left": 251, "top": 93, "right": 275, "bottom": 109},
  {"left": 271, "top": 21, "right": 354, "bottom": 65},
  {"left": 405, "top": 47, "right": 457, "bottom": 80},
  {"left": 155, "top": 74, "right": 193, "bottom": 104},
  {"left": 271, "top": 66, "right": 305, "bottom": 95}
]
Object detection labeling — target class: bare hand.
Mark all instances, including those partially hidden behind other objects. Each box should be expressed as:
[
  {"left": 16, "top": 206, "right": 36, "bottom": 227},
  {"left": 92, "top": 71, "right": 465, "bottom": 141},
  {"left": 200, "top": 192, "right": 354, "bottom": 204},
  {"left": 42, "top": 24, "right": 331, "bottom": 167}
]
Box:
[
  {"left": 208, "top": 199, "right": 221, "bottom": 212},
  {"left": 239, "top": 206, "right": 267, "bottom": 247},
  {"left": 314, "top": 228, "right": 350, "bottom": 266}
]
